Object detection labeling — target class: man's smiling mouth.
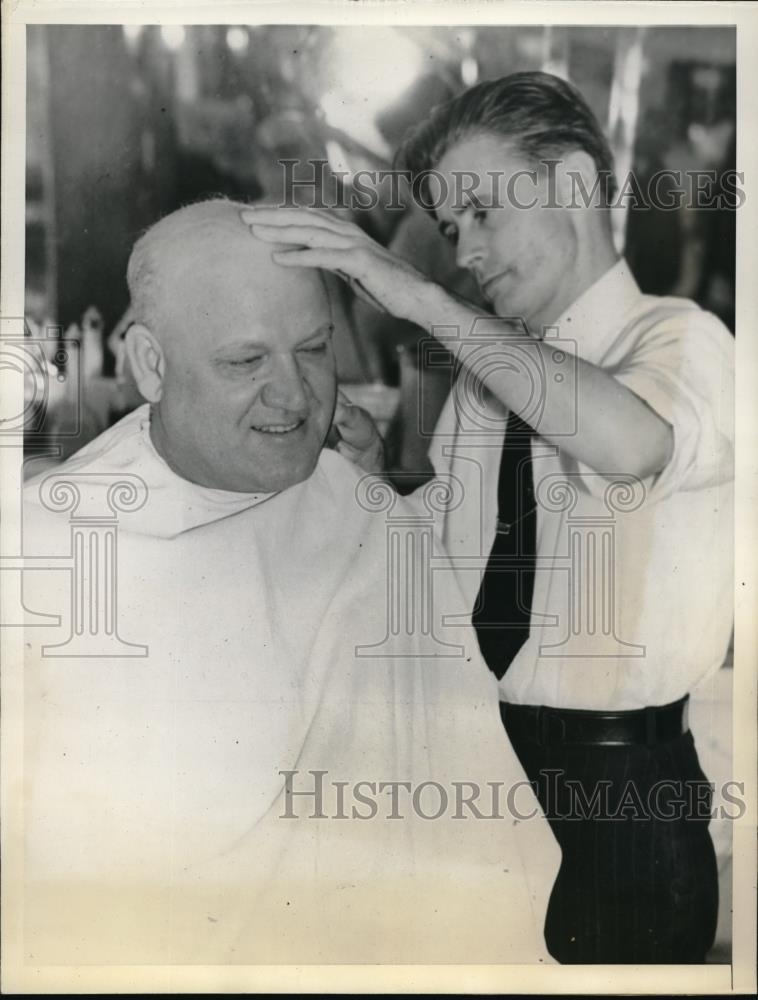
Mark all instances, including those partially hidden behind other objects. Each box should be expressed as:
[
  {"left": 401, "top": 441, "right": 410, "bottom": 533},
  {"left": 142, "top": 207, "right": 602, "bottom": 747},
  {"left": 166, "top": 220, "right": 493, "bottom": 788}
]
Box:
[{"left": 250, "top": 419, "right": 305, "bottom": 435}]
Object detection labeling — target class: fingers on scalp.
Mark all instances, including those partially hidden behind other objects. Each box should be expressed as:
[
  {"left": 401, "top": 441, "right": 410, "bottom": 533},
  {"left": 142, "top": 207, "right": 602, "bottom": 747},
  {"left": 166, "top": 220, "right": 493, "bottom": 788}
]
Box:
[
  {"left": 255, "top": 207, "right": 351, "bottom": 237},
  {"left": 300, "top": 228, "right": 354, "bottom": 249},
  {"left": 254, "top": 224, "right": 353, "bottom": 249},
  {"left": 295, "top": 205, "right": 354, "bottom": 227},
  {"left": 272, "top": 247, "right": 342, "bottom": 267},
  {"left": 252, "top": 222, "right": 353, "bottom": 250}
]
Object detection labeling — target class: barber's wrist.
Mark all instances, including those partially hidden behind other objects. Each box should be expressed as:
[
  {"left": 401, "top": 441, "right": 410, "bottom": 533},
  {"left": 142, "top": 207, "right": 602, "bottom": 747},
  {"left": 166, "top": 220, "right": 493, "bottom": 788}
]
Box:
[
  {"left": 407, "top": 283, "right": 496, "bottom": 338},
  {"left": 402, "top": 278, "right": 457, "bottom": 330}
]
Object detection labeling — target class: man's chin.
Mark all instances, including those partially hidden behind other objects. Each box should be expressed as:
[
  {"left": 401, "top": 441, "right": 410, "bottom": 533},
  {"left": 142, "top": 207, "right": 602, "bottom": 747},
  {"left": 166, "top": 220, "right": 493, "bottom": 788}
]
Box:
[{"left": 246, "top": 452, "right": 321, "bottom": 495}]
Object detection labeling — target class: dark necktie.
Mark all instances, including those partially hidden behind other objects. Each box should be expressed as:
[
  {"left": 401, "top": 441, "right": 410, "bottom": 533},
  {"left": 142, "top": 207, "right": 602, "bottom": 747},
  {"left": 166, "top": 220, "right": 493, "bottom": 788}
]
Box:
[{"left": 472, "top": 410, "right": 536, "bottom": 680}]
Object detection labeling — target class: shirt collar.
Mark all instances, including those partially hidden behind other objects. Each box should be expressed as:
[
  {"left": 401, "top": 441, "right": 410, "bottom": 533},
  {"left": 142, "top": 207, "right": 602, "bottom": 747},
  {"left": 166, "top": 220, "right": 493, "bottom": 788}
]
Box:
[{"left": 551, "top": 258, "right": 643, "bottom": 365}]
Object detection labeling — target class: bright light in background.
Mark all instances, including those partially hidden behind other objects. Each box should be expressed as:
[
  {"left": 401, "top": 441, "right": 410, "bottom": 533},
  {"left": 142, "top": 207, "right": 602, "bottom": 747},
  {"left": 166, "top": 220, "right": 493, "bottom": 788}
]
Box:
[
  {"left": 607, "top": 27, "right": 647, "bottom": 252},
  {"left": 542, "top": 58, "right": 570, "bottom": 81},
  {"left": 122, "top": 25, "right": 144, "bottom": 45},
  {"left": 325, "top": 139, "right": 351, "bottom": 179},
  {"left": 541, "top": 26, "right": 570, "bottom": 81},
  {"left": 318, "top": 28, "right": 425, "bottom": 157},
  {"left": 160, "top": 25, "right": 186, "bottom": 51},
  {"left": 122, "top": 25, "right": 144, "bottom": 55},
  {"left": 226, "top": 27, "right": 250, "bottom": 54},
  {"left": 461, "top": 56, "right": 479, "bottom": 87},
  {"left": 458, "top": 28, "right": 476, "bottom": 50}
]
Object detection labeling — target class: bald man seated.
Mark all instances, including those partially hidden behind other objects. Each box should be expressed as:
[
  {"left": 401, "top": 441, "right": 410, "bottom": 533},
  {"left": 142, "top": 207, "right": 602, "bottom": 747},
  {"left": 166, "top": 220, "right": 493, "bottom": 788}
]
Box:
[{"left": 21, "top": 200, "right": 558, "bottom": 967}]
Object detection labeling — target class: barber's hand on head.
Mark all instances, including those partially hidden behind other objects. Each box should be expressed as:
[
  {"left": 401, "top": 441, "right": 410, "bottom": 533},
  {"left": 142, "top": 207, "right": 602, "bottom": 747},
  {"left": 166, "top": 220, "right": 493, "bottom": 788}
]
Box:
[
  {"left": 239, "top": 206, "right": 439, "bottom": 327},
  {"left": 332, "top": 390, "right": 386, "bottom": 475}
]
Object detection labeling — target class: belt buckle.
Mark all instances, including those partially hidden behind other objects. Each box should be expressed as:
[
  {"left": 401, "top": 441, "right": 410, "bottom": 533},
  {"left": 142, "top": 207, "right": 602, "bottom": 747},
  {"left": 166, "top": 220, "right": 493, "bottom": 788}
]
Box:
[{"left": 537, "top": 708, "right": 566, "bottom": 748}]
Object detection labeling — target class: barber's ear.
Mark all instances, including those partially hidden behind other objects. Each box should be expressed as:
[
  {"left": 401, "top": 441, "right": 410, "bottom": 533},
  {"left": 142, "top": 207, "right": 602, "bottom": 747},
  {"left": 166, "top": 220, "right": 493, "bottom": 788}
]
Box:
[
  {"left": 124, "top": 323, "right": 165, "bottom": 403},
  {"left": 557, "top": 150, "right": 604, "bottom": 208}
]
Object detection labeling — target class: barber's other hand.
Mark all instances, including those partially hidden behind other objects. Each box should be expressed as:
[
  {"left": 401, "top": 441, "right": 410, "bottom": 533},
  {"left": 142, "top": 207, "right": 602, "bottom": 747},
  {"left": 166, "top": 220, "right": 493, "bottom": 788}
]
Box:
[
  {"left": 332, "top": 390, "right": 386, "bottom": 475},
  {"left": 240, "top": 206, "right": 439, "bottom": 327}
]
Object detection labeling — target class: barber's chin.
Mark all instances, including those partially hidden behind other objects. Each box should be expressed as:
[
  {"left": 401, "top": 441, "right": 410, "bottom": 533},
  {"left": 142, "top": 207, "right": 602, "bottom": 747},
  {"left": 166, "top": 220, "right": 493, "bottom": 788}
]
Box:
[
  {"left": 487, "top": 286, "right": 516, "bottom": 319},
  {"left": 490, "top": 290, "right": 537, "bottom": 333}
]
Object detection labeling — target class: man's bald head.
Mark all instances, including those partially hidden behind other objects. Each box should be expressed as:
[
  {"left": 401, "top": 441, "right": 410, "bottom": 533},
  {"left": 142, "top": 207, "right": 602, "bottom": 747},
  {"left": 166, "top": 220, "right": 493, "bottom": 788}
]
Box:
[
  {"left": 127, "top": 198, "right": 331, "bottom": 344},
  {"left": 124, "top": 199, "right": 339, "bottom": 494}
]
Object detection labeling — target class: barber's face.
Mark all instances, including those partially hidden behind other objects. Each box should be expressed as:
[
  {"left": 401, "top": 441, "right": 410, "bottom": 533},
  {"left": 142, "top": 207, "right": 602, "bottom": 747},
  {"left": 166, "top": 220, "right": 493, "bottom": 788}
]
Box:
[
  {"left": 433, "top": 133, "right": 581, "bottom": 333},
  {"left": 153, "top": 254, "right": 337, "bottom": 494}
]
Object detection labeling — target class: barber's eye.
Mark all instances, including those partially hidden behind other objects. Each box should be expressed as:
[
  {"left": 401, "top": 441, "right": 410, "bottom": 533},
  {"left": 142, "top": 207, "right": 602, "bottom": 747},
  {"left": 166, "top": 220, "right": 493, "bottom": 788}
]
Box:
[
  {"left": 473, "top": 208, "right": 488, "bottom": 223},
  {"left": 441, "top": 225, "right": 458, "bottom": 246},
  {"left": 300, "top": 342, "right": 328, "bottom": 355}
]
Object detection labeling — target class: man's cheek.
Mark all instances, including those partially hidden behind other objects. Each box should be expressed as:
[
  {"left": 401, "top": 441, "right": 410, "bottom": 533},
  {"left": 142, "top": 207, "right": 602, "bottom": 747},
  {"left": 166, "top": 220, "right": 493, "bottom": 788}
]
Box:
[
  {"left": 314, "top": 368, "right": 338, "bottom": 411},
  {"left": 164, "top": 366, "right": 206, "bottom": 405}
]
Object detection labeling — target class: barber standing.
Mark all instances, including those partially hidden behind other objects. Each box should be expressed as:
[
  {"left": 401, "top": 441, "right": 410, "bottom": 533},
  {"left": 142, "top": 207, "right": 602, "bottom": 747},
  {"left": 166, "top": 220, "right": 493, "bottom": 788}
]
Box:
[{"left": 242, "top": 71, "right": 734, "bottom": 964}]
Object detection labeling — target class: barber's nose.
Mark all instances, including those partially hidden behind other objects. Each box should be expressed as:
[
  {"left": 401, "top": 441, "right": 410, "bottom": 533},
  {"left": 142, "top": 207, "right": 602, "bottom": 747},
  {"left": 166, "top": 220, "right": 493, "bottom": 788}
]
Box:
[
  {"left": 260, "top": 355, "right": 309, "bottom": 413},
  {"left": 455, "top": 227, "right": 486, "bottom": 273}
]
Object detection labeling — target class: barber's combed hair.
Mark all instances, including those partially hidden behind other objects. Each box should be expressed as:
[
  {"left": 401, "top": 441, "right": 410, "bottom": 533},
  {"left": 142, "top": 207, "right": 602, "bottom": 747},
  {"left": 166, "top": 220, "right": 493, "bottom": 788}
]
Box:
[{"left": 395, "top": 70, "right": 618, "bottom": 206}]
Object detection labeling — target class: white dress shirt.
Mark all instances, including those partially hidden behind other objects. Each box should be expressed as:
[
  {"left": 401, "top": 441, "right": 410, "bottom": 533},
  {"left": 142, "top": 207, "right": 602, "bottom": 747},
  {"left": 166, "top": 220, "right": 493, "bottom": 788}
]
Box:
[{"left": 428, "top": 259, "right": 735, "bottom": 710}]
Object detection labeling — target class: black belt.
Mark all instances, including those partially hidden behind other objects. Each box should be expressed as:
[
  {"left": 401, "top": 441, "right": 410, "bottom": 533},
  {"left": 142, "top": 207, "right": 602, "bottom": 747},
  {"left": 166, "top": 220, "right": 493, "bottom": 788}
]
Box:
[{"left": 500, "top": 695, "right": 689, "bottom": 748}]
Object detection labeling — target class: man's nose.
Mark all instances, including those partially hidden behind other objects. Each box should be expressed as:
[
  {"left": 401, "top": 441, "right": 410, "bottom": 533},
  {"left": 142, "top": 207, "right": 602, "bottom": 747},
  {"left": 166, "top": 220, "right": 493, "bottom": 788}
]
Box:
[{"left": 260, "top": 356, "right": 309, "bottom": 413}]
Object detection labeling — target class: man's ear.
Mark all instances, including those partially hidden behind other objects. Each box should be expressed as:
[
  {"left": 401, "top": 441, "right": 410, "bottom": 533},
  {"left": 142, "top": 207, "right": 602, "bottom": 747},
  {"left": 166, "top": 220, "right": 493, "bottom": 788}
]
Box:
[{"left": 124, "top": 323, "right": 165, "bottom": 403}]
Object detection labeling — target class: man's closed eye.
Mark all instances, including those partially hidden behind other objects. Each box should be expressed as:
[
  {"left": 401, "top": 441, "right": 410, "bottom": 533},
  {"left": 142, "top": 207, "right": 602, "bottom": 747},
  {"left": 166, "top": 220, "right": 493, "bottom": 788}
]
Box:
[{"left": 221, "top": 356, "right": 265, "bottom": 372}]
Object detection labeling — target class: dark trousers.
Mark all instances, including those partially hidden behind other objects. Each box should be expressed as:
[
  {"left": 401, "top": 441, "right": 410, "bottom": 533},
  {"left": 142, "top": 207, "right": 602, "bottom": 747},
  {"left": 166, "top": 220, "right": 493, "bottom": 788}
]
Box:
[{"left": 503, "top": 716, "right": 720, "bottom": 963}]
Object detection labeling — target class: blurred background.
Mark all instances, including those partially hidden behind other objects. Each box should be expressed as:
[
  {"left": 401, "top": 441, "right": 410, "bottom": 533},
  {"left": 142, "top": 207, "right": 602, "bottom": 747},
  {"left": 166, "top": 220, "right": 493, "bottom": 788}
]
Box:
[{"left": 22, "top": 22, "right": 736, "bottom": 961}]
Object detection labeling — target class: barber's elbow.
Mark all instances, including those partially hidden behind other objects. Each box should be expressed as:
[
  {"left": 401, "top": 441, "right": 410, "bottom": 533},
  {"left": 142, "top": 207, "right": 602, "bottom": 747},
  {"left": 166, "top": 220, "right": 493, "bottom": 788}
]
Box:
[{"left": 627, "top": 420, "right": 675, "bottom": 481}]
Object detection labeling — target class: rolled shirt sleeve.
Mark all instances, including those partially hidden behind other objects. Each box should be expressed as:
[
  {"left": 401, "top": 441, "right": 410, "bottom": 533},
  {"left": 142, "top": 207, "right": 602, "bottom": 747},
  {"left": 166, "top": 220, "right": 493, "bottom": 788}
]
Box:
[{"left": 573, "top": 304, "right": 735, "bottom": 504}]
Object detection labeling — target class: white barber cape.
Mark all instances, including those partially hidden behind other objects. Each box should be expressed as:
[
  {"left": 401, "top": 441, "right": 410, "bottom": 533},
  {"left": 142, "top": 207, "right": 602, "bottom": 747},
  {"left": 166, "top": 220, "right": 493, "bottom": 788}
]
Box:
[{"left": 21, "top": 405, "right": 558, "bottom": 965}]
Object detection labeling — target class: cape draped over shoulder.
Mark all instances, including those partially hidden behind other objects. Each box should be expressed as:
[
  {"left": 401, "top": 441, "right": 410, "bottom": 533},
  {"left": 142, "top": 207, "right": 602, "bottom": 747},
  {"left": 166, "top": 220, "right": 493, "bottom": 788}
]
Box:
[{"left": 21, "top": 405, "right": 559, "bottom": 964}]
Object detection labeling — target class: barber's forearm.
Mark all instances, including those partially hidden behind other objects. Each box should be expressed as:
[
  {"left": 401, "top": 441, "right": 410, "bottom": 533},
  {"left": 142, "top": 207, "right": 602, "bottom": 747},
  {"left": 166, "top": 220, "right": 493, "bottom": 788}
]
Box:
[{"left": 410, "top": 285, "right": 674, "bottom": 481}]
